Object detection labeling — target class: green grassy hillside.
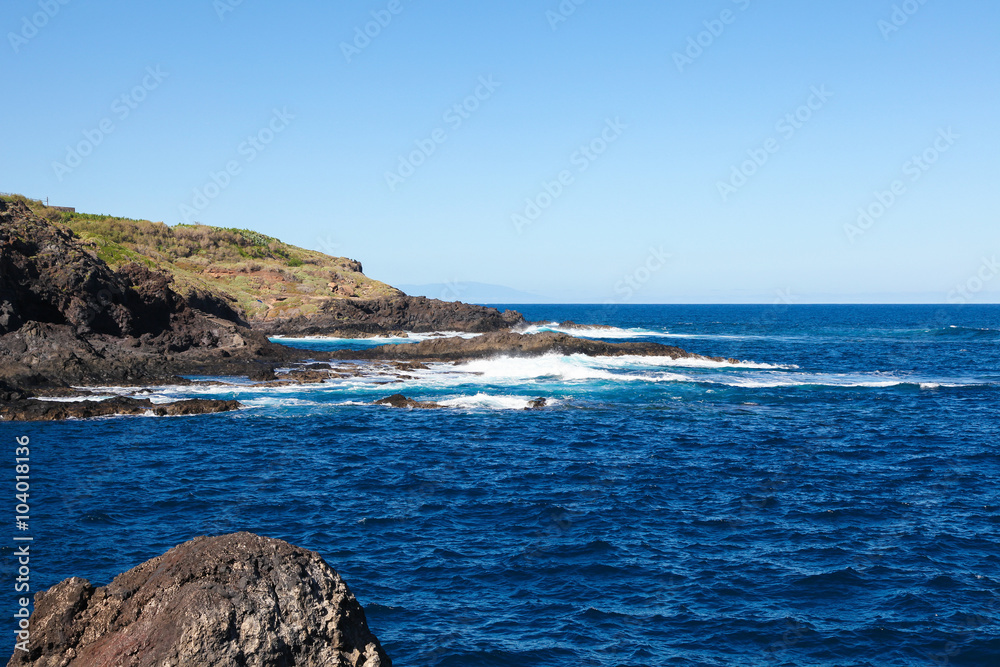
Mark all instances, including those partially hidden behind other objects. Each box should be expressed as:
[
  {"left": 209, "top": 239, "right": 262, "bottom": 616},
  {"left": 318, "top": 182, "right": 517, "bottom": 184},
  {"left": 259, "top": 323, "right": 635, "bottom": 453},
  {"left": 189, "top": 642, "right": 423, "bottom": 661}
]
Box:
[{"left": 3, "top": 194, "right": 402, "bottom": 320}]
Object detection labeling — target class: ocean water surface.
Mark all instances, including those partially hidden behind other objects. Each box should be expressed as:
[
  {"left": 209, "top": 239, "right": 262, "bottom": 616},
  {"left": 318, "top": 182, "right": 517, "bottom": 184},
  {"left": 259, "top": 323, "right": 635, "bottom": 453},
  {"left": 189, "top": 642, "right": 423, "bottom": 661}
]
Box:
[{"left": 2, "top": 305, "right": 999, "bottom": 666}]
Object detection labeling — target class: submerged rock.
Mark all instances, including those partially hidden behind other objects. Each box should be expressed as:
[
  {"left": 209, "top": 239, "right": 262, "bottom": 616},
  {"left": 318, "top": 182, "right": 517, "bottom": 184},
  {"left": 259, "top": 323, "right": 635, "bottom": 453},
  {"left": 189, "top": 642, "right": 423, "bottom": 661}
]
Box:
[
  {"left": 9, "top": 532, "right": 391, "bottom": 667},
  {"left": 374, "top": 393, "right": 441, "bottom": 409},
  {"left": 0, "top": 396, "right": 241, "bottom": 422},
  {"left": 337, "top": 330, "right": 732, "bottom": 363}
]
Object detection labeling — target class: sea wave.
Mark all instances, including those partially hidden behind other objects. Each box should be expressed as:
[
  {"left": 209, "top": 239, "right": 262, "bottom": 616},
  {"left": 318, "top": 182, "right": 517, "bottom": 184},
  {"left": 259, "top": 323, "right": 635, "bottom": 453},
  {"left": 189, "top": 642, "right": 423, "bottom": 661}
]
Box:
[
  {"left": 436, "top": 393, "right": 560, "bottom": 410},
  {"left": 517, "top": 323, "right": 675, "bottom": 339},
  {"left": 270, "top": 331, "right": 483, "bottom": 344}
]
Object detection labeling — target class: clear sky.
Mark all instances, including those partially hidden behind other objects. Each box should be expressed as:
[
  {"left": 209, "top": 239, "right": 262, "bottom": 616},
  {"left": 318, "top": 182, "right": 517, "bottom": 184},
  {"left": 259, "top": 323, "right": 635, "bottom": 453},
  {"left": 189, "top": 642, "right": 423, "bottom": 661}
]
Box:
[{"left": 2, "top": 0, "right": 998, "bottom": 303}]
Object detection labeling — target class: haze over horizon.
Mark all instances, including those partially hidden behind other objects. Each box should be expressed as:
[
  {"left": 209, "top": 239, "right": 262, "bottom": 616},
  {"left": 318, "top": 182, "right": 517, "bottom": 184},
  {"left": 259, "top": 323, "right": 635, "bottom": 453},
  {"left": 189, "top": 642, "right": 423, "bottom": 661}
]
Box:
[{"left": 2, "top": 1, "right": 998, "bottom": 304}]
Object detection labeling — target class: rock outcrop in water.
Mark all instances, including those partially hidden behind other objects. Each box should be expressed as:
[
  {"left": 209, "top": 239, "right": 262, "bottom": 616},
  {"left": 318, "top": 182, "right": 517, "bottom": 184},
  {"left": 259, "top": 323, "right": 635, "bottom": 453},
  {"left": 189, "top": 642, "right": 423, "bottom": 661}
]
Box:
[
  {"left": 255, "top": 295, "right": 524, "bottom": 337},
  {"left": 334, "top": 330, "right": 737, "bottom": 363},
  {"left": 0, "top": 396, "right": 242, "bottom": 422},
  {"left": 9, "top": 533, "right": 391, "bottom": 667}
]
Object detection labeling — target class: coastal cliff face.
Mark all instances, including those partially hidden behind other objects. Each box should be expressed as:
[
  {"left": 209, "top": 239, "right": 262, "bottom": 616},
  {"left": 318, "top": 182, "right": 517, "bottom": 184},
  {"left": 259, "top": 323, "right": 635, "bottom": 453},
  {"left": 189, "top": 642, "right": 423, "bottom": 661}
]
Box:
[
  {"left": 0, "top": 198, "right": 297, "bottom": 405},
  {"left": 3, "top": 195, "right": 523, "bottom": 340},
  {"left": 9, "top": 533, "right": 392, "bottom": 667}
]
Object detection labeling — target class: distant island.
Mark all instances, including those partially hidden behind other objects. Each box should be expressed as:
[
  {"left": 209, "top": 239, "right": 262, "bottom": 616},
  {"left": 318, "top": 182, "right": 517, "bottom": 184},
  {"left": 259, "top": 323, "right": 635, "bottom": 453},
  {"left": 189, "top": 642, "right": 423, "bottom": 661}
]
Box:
[{"left": 0, "top": 194, "right": 729, "bottom": 420}]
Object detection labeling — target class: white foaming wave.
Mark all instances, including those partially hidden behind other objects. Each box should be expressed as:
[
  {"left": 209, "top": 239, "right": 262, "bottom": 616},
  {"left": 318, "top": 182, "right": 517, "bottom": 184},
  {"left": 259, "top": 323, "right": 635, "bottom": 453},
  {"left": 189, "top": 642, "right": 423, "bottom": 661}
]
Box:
[
  {"left": 451, "top": 354, "right": 628, "bottom": 383},
  {"left": 517, "top": 324, "right": 674, "bottom": 339},
  {"left": 437, "top": 393, "right": 562, "bottom": 410},
  {"left": 577, "top": 354, "right": 796, "bottom": 370},
  {"left": 270, "top": 331, "right": 482, "bottom": 343},
  {"left": 35, "top": 395, "right": 116, "bottom": 403},
  {"left": 441, "top": 354, "right": 692, "bottom": 385}
]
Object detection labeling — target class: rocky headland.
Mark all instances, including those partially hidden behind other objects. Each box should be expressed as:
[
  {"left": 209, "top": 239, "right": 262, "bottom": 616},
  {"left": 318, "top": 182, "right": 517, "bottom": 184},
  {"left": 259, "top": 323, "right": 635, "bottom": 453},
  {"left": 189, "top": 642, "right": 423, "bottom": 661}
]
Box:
[
  {"left": 9, "top": 532, "right": 391, "bottom": 667},
  {"left": 0, "top": 194, "right": 728, "bottom": 420}
]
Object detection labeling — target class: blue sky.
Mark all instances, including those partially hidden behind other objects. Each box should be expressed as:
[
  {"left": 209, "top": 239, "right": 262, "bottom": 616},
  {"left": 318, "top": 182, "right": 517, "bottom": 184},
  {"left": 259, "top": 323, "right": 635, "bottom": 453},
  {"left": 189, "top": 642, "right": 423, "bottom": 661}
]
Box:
[{"left": 2, "top": 0, "right": 998, "bottom": 303}]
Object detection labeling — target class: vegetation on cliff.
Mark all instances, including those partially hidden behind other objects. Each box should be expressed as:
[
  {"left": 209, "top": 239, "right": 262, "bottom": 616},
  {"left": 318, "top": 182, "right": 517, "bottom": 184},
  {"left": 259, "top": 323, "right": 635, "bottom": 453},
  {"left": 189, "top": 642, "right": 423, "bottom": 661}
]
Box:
[{"left": 1, "top": 194, "right": 403, "bottom": 321}]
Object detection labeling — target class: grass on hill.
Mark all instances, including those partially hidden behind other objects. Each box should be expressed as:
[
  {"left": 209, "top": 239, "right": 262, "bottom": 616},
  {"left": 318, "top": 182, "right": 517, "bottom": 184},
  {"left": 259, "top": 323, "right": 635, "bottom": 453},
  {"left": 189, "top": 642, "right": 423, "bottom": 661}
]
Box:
[{"left": 1, "top": 194, "right": 402, "bottom": 320}]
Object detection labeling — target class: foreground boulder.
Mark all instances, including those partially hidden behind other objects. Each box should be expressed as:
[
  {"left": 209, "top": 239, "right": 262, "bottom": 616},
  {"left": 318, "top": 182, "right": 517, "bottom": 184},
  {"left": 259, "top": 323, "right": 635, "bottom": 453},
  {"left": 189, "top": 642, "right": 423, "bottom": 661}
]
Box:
[{"left": 10, "top": 533, "right": 391, "bottom": 667}]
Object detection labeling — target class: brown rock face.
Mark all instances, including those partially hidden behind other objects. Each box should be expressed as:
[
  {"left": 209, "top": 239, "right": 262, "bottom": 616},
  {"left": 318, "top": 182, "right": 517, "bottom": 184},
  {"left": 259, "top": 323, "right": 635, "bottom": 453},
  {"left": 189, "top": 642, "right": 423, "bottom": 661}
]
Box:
[
  {"left": 0, "top": 199, "right": 308, "bottom": 396},
  {"left": 9, "top": 533, "right": 391, "bottom": 667}
]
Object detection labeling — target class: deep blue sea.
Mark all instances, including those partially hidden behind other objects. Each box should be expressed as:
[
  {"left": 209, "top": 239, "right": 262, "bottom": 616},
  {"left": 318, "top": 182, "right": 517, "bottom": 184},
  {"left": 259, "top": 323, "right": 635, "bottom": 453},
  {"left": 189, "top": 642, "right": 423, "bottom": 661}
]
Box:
[{"left": 3, "top": 305, "right": 999, "bottom": 666}]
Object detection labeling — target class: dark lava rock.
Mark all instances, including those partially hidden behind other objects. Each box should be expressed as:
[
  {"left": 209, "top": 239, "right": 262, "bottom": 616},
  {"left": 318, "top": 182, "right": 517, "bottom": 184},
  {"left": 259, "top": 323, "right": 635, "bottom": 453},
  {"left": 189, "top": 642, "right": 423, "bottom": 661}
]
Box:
[
  {"left": 8, "top": 532, "right": 390, "bottom": 667},
  {"left": 254, "top": 295, "right": 524, "bottom": 337},
  {"left": 336, "top": 331, "right": 733, "bottom": 363},
  {"left": 374, "top": 393, "right": 441, "bottom": 409},
  {"left": 0, "top": 396, "right": 241, "bottom": 422},
  {"left": 0, "top": 199, "right": 312, "bottom": 396},
  {"left": 246, "top": 364, "right": 278, "bottom": 381},
  {"left": 525, "top": 397, "right": 548, "bottom": 410},
  {"left": 278, "top": 370, "right": 333, "bottom": 384}
]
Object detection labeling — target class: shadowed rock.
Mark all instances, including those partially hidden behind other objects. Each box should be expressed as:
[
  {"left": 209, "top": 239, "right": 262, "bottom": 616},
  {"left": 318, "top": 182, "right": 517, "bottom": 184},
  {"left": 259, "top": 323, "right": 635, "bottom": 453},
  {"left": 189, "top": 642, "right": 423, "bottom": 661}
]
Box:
[{"left": 8, "top": 533, "right": 391, "bottom": 667}]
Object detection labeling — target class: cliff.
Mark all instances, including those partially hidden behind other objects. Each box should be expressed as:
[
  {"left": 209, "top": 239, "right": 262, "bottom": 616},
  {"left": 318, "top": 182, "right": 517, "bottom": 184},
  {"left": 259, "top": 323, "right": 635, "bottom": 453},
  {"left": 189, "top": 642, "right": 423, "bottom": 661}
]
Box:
[{"left": 0, "top": 197, "right": 302, "bottom": 411}]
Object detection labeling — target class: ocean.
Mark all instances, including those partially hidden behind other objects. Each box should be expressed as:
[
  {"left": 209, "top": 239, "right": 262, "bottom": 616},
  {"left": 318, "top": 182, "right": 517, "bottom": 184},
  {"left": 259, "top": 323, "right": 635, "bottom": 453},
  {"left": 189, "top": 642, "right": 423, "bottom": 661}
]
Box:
[{"left": 3, "top": 304, "right": 999, "bottom": 666}]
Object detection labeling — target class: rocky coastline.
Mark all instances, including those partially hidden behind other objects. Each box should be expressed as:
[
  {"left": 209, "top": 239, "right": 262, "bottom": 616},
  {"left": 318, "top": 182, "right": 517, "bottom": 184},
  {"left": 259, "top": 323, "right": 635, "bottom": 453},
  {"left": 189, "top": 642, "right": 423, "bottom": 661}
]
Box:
[{"left": 0, "top": 196, "right": 730, "bottom": 421}]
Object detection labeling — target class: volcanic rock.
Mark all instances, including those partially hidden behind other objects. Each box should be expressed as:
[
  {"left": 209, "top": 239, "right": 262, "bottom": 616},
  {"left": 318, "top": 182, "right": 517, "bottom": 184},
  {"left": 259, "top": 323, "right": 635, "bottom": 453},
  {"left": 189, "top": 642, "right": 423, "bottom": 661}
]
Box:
[
  {"left": 0, "top": 396, "right": 241, "bottom": 422},
  {"left": 8, "top": 532, "right": 391, "bottom": 667},
  {"left": 255, "top": 295, "right": 524, "bottom": 337},
  {"left": 335, "top": 330, "right": 733, "bottom": 363}
]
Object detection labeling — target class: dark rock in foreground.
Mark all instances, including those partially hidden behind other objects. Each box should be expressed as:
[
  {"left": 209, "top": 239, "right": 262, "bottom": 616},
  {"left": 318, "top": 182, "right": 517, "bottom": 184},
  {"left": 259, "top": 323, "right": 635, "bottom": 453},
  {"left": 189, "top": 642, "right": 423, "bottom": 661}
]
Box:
[
  {"left": 9, "top": 533, "right": 391, "bottom": 667},
  {"left": 335, "top": 330, "right": 736, "bottom": 363},
  {"left": 255, "top": 295, "right": 524, "bottom": 337}
]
